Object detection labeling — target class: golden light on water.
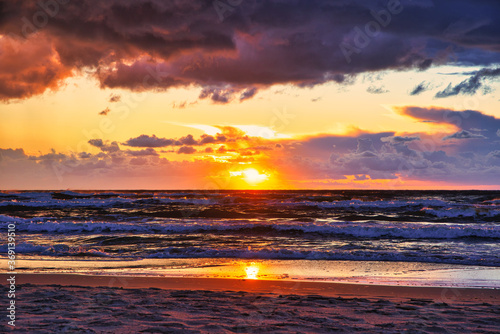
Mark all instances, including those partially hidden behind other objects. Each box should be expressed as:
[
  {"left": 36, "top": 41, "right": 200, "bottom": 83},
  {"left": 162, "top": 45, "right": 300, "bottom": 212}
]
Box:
[{"left": 244, "top": 263, "right": 260, "bottom": 279}]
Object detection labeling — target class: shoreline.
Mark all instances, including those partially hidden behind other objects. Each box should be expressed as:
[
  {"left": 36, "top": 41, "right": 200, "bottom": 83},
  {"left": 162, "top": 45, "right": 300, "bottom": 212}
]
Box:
[
  {"left": 4, "top": 257, "right": 500, "bottom": 289},
  {"left": 5, "top": 273, "right": 500, "bottom": 332},
  {"left": 4, "top": 273, "right": 500, "bottom": 304}
]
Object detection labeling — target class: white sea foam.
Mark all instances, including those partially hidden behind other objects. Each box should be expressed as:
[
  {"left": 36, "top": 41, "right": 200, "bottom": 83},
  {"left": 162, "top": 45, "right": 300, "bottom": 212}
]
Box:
[{"left": 3, "top": 218, "right": 499, "bottom": 239}]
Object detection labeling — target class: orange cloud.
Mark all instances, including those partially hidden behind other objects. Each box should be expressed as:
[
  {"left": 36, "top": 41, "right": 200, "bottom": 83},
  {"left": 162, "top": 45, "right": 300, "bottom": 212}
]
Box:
[{"left": 0, "top": 34, "right": 72, "bottom": 100}]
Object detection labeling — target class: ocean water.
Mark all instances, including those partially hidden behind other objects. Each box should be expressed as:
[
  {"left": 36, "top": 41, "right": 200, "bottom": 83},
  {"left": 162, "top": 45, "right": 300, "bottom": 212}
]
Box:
[{"left": 1, "top": 190, "right": 499, "bottom": 270}]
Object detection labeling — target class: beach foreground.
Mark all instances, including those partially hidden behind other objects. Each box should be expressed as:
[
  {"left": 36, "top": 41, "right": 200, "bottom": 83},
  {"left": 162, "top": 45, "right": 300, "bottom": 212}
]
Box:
[{"left": 3, "top": 274, "right": 499, "bottom": 333}]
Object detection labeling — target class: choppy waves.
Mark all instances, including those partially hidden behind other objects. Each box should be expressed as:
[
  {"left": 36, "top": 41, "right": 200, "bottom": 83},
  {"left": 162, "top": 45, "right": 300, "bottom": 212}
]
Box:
[
  {"left": 1, "top": 190, "right": 499, "bottom": 267},
  {"left": 2, "top": 216, "right": 499, "bottom": 240}
]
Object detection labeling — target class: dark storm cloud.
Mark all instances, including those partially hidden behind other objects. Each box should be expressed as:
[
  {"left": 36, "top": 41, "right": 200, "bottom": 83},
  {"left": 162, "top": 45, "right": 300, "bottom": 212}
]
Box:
[{"left": 1, "top": 0, "right": 500, "bottom": 100}]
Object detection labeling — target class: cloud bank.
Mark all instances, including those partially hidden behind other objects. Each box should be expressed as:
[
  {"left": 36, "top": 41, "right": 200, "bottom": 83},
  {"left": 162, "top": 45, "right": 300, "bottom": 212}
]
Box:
[
  {"left": 1, "top": 0, "right": 500, "bottom": 101},
  {"left": 2, "top": 107, "right": 500, "bottom": 188}
]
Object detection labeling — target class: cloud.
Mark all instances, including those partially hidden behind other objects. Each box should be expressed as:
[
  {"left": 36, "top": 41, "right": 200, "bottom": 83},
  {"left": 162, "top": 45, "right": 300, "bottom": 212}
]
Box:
[
  {"left": 88, "top": 139, "right": 104, "bottom": 148},
  {"left": 123, "top": 133, "right": 229, "bottom": 148},
  {"left": 101, "top": 142, "right": 120, "bottom": 153},
  {"left": 239, "top": 87, "right": 258, "bottom": 101},
  {"left": 443, "top": 130, "right": 487, "bottom": 140},
  {"left": 88, "top": 139, "right": 120, "bottom": 152},
  {"left": 397, "top": 107, "right": 500, "bottom": 137},
  {"left": 0, "top": 148, "right": 27, "bottom": 161},
  {"left": 435, "top": 67, "right": 500, "bottom": 98},
  {"left": 366, "top": 86, "right": 388, "bottom": 94},
  {"left": 488, "top": 150, "right": 500, "bottom": 159},
  {"left": 381, "top": 136, "right": 420, "bottom": 144},
  {"left": 3, "top": 116, "right": 500, "bottom": 188},
  {"left": 177, "top": 146, "right": 197, "bottom": 154},
  {"left": 172, "top": 101, "right": 187, "bottom": 109},
  {"left": 78, "top": 152, "right": 92, "bottom": 159},
  {"left": 409, "top": 81, "right": 430, "bottom": 95},
  {"left": 27, "top": 149, "right": 67, "bottom": 162},
  {"left": 199, "top": 87, "right": 236, "bottom": 104},
  {"left": 123, "top": 135, "right": 176, "bottom": 148},
  {"left": 97, "top": 60, "right": 185, "bottom": 91},
  {"left": 0, "top": 143, "right": 238, "bottom": 189},
  {"left": 395, "top": 106, "right": 500, "bottom": 157},
  {"left": 126, "top": 148, "right": 159, "bottom": 156},
  {"left": 129, "top": 157, "right": 148, "bottom": 165},
  {"left": 199, "top": 134, "right": 227, "bottom": 144},
  {"left": 2, "top": 1, "right": 500, "bottom": 101},
  {"left": 0, "top": 35, "right": 71, "bottom": 101},
  {"left": 109, "top": 94, "right": 121, "bottom": 103},
  {"left": 99, "top": 107, "right": 111, "bottom": 116}
]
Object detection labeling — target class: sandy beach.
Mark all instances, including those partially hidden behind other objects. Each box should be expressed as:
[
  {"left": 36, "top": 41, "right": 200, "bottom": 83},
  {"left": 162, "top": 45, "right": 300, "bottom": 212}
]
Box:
[{"left": 2, "top": 273, "right": 499, "bottom": 333}]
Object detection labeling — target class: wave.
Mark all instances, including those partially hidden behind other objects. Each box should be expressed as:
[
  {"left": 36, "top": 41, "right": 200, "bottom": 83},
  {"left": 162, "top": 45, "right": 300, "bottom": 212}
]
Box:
[
  {"left": 149, "top": 247, "right": 499, "bottom": 266},
  {"left": 421, "top": 207, "right": 500, "bottom": 218},
  {"left": 0, "top": 242, "right": 112, "bottom": 257},
  {"left": 2, "top": 191, "right": 499, "bottom": 223},
  {"left": 2, "top": 194, "right": 498, "bottom": 220},
  {"left": 0, "top": 196, "right": 216, "bottom": 209},
  {"left": 1, "top": 242, "right": 496, "bottom": 267},
  {"left": 293, "top": 199, "right": 450, "bottom": 209},
  {"left": 2, "top": 218, "right": 499, "bottom": 240}
]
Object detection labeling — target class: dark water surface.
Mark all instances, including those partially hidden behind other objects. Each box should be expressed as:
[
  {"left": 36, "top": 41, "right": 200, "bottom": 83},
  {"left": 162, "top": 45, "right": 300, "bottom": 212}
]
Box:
[{"left": 1, "top": 190, "right": 499, "bottom": 266}]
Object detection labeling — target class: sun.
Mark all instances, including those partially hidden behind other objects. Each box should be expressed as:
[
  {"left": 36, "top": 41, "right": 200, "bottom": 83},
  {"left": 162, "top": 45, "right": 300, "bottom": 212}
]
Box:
[
  {"left": 242, "top": 168, "right": 269, "bottom": 184},
  {"left": 244, "top": 263, "right": 260, "bottom": 279},
  {"left": 230, "top": 168, "right": 269, "bottom": 184}
]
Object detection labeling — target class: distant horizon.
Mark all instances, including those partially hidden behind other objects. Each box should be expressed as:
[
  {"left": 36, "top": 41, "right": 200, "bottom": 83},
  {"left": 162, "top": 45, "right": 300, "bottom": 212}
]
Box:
[{"left": 2, "top": 188, "right": 499, "bottom": 192}]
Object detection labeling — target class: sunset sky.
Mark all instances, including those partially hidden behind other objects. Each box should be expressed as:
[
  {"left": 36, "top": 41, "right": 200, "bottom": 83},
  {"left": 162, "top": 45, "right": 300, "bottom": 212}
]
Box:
[{"left": 1, "top": 0, "right": 500, "bottom": 189}]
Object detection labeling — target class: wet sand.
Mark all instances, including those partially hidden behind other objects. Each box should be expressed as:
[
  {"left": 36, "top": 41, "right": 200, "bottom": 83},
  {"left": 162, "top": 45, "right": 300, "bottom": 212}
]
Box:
[{"left": 2, "top": 274, "right": 499, "bottom": 333}]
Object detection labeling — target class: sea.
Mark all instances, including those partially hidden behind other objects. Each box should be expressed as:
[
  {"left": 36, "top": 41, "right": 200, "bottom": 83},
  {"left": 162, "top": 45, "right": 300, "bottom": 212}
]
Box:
[{"left": 1, "top": 190, "right": 499, "bottom": 287}]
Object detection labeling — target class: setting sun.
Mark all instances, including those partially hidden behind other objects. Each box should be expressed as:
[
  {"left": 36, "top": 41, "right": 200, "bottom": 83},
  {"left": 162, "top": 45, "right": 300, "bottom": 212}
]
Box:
[
  {"left": 244, "top": 263, "right": 260, "bottom": 280},
  {"left": 230, "top": 168, "right": 269, "bottom": 185}
]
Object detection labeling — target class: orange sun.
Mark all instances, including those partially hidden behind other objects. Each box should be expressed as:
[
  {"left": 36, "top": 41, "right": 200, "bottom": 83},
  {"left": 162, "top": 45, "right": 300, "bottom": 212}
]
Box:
[
  {"left": 230, "top": 168, "right": 269, "bottom": 184},
  {"left": 244, "top": 263, "right": 260, "bottom": 279}
]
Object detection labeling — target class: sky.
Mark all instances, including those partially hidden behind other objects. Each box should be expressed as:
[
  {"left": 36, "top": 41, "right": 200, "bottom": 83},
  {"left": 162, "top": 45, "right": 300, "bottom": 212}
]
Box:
[{"left": 1, "top": 0, "right": 500, "bottom": 190}]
